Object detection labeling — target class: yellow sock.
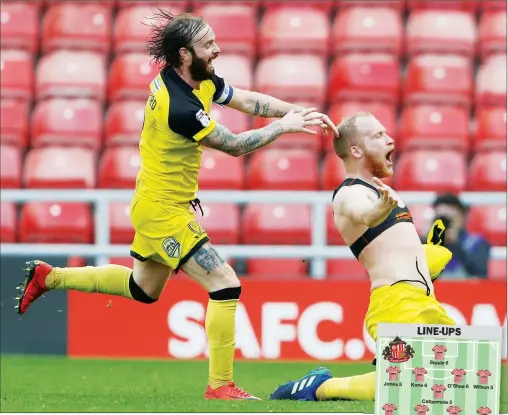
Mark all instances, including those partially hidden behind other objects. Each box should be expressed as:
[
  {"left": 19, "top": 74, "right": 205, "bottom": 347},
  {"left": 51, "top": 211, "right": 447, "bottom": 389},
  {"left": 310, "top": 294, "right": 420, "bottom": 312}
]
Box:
[
  {"left": 46, "top": 265, "right": 134, "bottom": 299},
  {"left": 205, "top": 298, "right": 238, "bottom": 389},
  {"left": 316, "top": 371, "right": 376, "bottom": 401}
]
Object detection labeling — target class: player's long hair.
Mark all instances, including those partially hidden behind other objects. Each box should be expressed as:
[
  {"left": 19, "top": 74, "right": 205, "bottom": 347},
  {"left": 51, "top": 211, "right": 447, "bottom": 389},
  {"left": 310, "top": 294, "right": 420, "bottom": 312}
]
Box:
[{"left": 145, "top": 9, "right": 207, "bottom": 69}]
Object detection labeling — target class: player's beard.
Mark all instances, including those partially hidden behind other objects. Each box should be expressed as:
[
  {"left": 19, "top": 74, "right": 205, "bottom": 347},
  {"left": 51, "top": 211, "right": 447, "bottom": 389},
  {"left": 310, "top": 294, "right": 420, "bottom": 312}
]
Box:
[
  {"left": 189, "top": 48, "right": 214, "bottom": 82},
  {"left": 364, "top": 150, "right": 391, "bottom": 178}
]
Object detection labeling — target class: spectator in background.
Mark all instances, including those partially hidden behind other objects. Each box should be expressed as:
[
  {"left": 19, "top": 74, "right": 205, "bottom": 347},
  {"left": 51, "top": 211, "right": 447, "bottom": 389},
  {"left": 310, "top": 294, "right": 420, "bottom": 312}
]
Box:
[{"left": 432, "top": 193, "right": 490, "bottom": 279}]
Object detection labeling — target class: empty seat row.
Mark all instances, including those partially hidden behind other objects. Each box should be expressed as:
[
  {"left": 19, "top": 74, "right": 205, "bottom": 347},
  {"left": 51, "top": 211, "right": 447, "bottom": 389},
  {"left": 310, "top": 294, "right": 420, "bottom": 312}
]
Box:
[
  {"left": 1, "top": 200, "right": 505, "bottom": 247},
  {"left": 2, "top": 50, "right": 506, "bottom": 108},
  {"left": 19, "top": 0, "right": 508, "bottom": 12},
  {"left": 3, "top": 2, "right": 505, "bottom": 58},
  {"left": 1, "top": 145, "right": 506, "bottom": 192},
  {"left": 4, "top": 98, "right": 506, "bottom": 152},
  {"left": 4, "top": 98, "right": 504, "bottom": 154}
]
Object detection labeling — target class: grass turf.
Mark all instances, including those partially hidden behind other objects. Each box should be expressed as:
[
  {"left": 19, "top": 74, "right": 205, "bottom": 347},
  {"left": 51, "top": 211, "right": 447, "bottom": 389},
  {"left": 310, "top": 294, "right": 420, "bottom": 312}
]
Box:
[{"left": 1, "top": 356, "right": 506, "bottom": 413}]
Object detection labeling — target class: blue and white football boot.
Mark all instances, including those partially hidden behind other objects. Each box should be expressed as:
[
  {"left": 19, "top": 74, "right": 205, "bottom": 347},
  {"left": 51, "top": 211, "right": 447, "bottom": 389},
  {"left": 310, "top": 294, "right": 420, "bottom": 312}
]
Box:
[{"left": 269, "top": 367, "right": 332, "bottom": 401}]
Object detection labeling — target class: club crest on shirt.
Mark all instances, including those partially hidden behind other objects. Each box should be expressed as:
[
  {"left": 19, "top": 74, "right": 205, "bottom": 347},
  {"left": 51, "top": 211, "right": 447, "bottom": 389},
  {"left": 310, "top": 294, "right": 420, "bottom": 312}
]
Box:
[
  {"left": 188, "top": 220, "right": 204, "bottom": 237},
  {"left": 196, "top": 109, "right": 211, "bottom": 127},
  {"left": 383, "top": 336, "right": 415, "bottom": 363},
  {"left": 162, "top": 237, "right": 181, "bottom": 259}
]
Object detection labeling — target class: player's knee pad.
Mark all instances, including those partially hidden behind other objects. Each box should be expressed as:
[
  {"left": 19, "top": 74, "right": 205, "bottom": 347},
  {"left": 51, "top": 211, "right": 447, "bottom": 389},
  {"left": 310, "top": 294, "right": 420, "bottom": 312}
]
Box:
[
  {"left": 128, "top": 274, "right": 158, "bottom": 304},
  {"left": 209, "top": 286, "right": 242, "bottom": 301}
]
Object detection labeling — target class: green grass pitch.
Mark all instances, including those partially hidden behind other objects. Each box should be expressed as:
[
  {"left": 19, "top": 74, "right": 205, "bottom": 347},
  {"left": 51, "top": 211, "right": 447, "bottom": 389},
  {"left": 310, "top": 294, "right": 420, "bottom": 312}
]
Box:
[{"left": 1, "top": 356, "right": 506, "bottom": 413}]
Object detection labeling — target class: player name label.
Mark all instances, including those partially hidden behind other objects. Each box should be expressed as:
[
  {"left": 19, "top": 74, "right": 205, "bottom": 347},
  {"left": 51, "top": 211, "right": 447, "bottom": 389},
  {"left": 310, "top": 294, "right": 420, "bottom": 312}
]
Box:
[{"left": 375, "top": 323, "right": 503, "bottom": 415}]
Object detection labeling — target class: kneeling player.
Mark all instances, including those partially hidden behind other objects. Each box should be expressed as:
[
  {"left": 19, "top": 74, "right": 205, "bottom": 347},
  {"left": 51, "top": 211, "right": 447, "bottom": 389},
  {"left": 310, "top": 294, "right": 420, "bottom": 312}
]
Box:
[{"left": 270, "top": 113, "right": 455, "bottom": 402}]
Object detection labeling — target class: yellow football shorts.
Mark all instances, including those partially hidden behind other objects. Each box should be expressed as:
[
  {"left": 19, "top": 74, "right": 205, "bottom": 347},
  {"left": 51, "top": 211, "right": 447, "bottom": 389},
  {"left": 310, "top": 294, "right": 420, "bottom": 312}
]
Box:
[
  {"left": 365, "top": 282, "right": 455, "bottom": 342},
  {"left": 129, "top": 195, "right": 209, "bottom": 271}
]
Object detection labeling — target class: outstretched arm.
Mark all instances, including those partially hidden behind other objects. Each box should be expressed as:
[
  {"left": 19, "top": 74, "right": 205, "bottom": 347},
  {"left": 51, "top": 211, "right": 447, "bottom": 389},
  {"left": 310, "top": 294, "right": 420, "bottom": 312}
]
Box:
[
  {"left": 201, "top": 107, "right": 324, "bottom": 157},
  {"left": 226, "top": 88, "right": 302, "bottom": 118},
  {"left": 201, "top": 122, "right": 285, "bottom": 157}
]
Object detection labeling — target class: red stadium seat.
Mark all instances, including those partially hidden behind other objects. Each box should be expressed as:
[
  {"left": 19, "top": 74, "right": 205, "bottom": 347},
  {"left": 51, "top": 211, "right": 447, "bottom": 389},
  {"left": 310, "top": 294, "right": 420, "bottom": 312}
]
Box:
[
  {"left": 332, "top": 7, "right": 403, "bottom": 56},
  {"left": 327, "top": 259, "right": 369, "bottom": 280},
  {"left": 476, "top": 54, "right": 507, "bottom": 107},
  {"left": 407, "top": 1, "right": 477, "bottom": 13},
  {"left": 255, "top": 54, "right": 327, "bottom": 107},
  {"left": 326, "top": 205, "right": 346, "bottom": 245},
  {"left": 480, "top": 0, "right": 506, "bottom": 11},
  {"left": 108, "top": 53, "right": 160, "bottom": 101},
  {"left": 199, "top": 148, "right": 245, "bottom": 190},
  {"left": 98, "top": 147, "right": 140, "bottom": 189},
  {"left": 209, "top": 104, "right": 251, "bottom": 134},
  {"left": 404, "top": 54, "right": 473, "bottom": 108},
  {"left": 1, "top": 202, "right": 17, "bottom": 242},
  {"left": 242, "top": 204, "right": 311, "bottom": 245},
  {"left": 468, "top": 151, "right": 507, "bottom": 191},
  {"left": 247, "top": 149, "right": 319, "bottom": 190},
  {"left": 406, "top": 11, "right": 476, "bottom": 58},
  {"left": 324, "top": 101, "right": 397, "bottom": 153},
  {"left": 213, "top": 54, "right": 253, "bottom": 90},
  {"left": 407, "top": 204, "right": 435, "bottom": 239},
  {"left": 395, "top": 150, "right": 466, "bottom": 192},
  {"left": 36, "top": 51, "right": 106, "bottom": 101},
  {"left": 399, "top": 105, "right": 470, "bottom": 152},
  {"left": 19, "top": 202, "right": 93, "bottom": 243},
  {"left": 488, "top": 259, "right": 506, "bottom": 280},
  {"left": 0, "top": 99, "right": 29, "bottom": 148},
  {"left": 246, "top": 259, "right": 308, "bottom": 278},
  {"left": 0, "top": 50, "right": 34, "bottom": 102},
  {"left": 116, "top": 1, "right": 189, "bottom": 8},
  {"left": 42, "top": 3, "right": 111, "bottom": 54},
  {"left": 479, "top": 11, "right": 507, "bottom": 59},
  {"left": 45, "top": 0, "right": 113, "bottom": 8},
  {"left": 259, "top": 6, "right": 330, "bottom": 57},
  {"left": 24, "top": 147, "right": 96, "bottom": 189},
  {"left": 263, "top": 1, "right": 333, "bottom": 11},
  {"left": 467, "top": 205, "right": 506, "bottom": 246},
  {"left": 336, "top": 1, "right": 404, "bottom": 11},
  {"left": 105, "top": 100, "right": 145, "bottom": 146},
  {"left": 31, "top": 99, "right": 102, "bottom": 149},
  {"left": 474, "top": 107, "right": 507, "bottom": 152},
  {"left": 193, "top": 4, "right": 257, "bottom": 57},
  {"left": 0, "top": 145, "right": 21, "bottom": 189},
  {"left": 198, "top": 203, "right": 240, "bottom": 244},
  {"left": 109, "top": 202, "right": 134, "bottom": 244},
  {"left": 0, "top": 3, "right": 39, "bottom": 53},
  {"left": 321, "top": 152, "right": 347, "bottom": 191},
  {"left": 328, "top": 53, "right": 400, "bottom": 105},
  {"left": 113, "top": 5, "right": 185, "bottom": 55}
]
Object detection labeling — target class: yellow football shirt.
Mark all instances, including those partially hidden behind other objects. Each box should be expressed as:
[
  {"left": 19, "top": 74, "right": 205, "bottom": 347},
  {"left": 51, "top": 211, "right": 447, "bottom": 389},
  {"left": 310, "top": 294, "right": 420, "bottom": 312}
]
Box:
[{"left": 134, "top": 67, "right": 234, "bottom": 204}]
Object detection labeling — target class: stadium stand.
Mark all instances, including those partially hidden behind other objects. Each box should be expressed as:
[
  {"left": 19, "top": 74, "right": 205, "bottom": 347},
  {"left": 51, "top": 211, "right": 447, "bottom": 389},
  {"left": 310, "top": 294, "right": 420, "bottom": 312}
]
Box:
[{"left": 0, "top": 0, "right": 506, "bottom": 279}]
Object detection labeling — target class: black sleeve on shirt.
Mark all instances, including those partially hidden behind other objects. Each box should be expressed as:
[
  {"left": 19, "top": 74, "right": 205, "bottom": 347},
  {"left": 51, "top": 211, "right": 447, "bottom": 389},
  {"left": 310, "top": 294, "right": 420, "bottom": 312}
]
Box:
[
  {"left": 168, "top": 97, "right": 210, "bottom": 142},
  {"left": 212, "top": 74, "right": 226, "bottom": 101}
]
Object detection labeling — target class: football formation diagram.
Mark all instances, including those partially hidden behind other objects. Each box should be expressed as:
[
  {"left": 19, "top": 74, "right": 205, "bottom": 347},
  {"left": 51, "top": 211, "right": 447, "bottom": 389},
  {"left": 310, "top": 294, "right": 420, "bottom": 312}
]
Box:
[{"left": 376, "top": 336, "right": 501, "bottom": 415}]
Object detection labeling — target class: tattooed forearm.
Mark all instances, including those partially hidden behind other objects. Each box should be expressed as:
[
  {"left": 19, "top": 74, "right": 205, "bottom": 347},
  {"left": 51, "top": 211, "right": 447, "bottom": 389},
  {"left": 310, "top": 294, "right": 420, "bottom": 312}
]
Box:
[
  {"left": 201, "top": 122, "right": 285, "bottom": 157},
  {"left": 253, "top": 100, "right": 270, "bottom": 118}
]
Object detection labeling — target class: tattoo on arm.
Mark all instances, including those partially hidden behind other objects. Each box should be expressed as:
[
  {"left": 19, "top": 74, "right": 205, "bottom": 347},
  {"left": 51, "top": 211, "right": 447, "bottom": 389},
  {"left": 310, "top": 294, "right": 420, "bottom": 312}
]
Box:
[
  {"left": 201, "top": 122, "right": 285, "bottom": 156},
  {"left": 261, "top": 102, "right": 270, "bottom": 118},
  {"left": 193, "top": 244, "right": 225, "bottom": 274},
  {"left": 253, "top": 100, "right": 261, "bottom": 116},
  {"left": 251, "top": 100, "right": 274, "bottom": 118}
]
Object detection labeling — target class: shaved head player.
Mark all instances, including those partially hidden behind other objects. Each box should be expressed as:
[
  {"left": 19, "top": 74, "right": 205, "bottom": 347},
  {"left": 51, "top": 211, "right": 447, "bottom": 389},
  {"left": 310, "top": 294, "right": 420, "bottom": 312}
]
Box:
[
  {"left": 15, "top": 10, "right": 338, "bottom": 401},
  {"left": 270, "top": 112, "right": 455, "bottom": 402}
]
